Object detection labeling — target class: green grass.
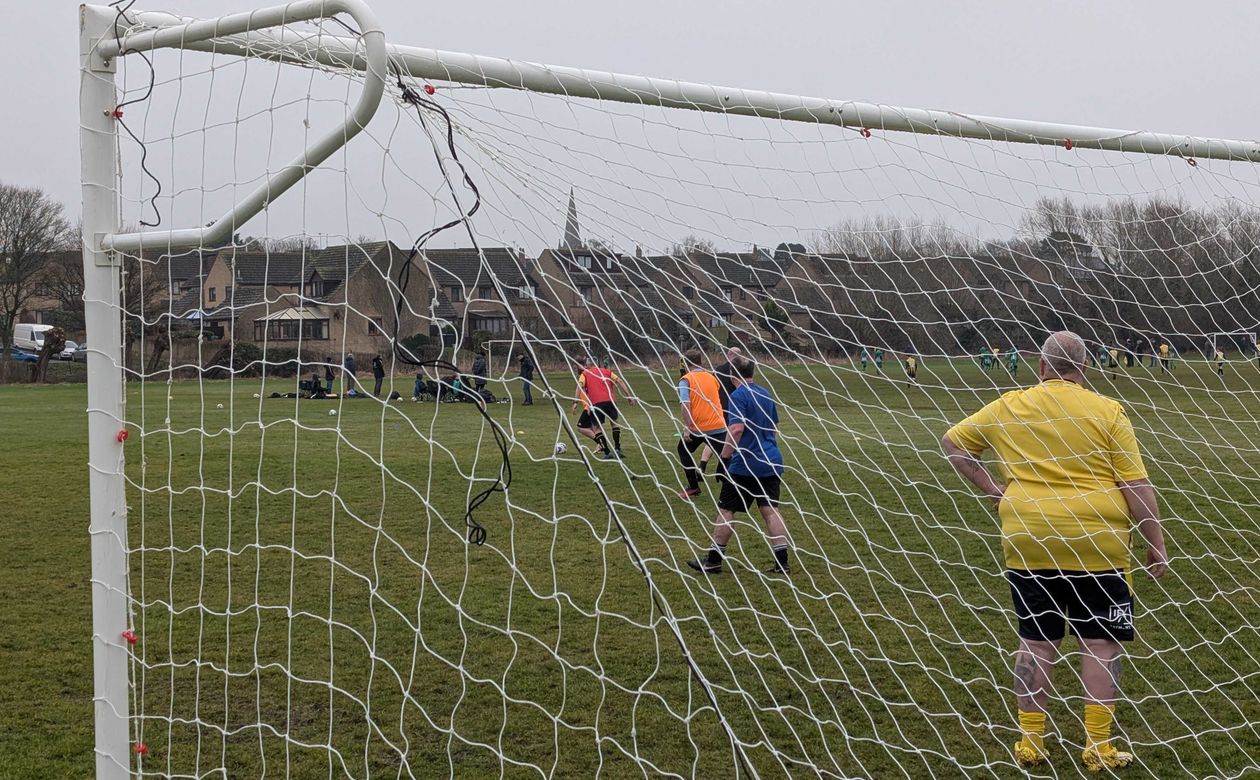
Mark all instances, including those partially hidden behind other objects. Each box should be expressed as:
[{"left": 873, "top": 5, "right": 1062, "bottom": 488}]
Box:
[{"left": 2, "top": 357, "right": 1259, "bottom": 779}]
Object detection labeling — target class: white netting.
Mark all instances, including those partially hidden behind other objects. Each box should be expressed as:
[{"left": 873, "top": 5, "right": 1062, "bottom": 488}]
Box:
[{"left": 94, "top": 8, "right": 1260, "bottom": 779}]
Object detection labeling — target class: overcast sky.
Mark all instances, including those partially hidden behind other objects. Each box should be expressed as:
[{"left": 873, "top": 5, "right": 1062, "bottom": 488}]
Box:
[{"left": 9, "top": 0, "right": 1260, "bottom": 253}]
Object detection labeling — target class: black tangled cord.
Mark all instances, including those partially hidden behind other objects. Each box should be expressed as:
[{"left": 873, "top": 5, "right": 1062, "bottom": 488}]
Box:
[{"left": 388, "top": 71, "right": 511, "bottom": 547}]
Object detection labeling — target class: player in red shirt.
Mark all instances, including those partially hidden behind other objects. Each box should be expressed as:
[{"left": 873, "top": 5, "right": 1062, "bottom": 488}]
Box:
[{"left": 570, "top": 355, "right": 635, "bottom": 459}]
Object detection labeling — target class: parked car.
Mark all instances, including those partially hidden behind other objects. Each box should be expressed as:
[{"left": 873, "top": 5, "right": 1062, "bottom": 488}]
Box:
[
  {"left": 71, "top": 342, "right": 89, "bottom": 363},
  {"left": 13, "top": 323, "right": 54, "bottom": 353},
  {"left": 58, "top": 340, "right": 79, "bottom": 360},
  {"left": 10, "top": 349, "right": 39, "bottom": 363}
]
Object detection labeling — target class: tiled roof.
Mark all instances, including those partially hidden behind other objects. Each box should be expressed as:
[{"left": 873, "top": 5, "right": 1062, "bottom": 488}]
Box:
[
  {"left": 422, "top": 247, "right": 534, "bottom": 289},
  {"left": 206, "top": 286, "right": 269, "bottom": 320},
  {"left": 169, "top": 282, "right": 203, "bottom": 317},
  {"left": 218, "top": 241, "right": 394, "bottom": 291},
  {"left": 689, "top": 250, "right": 786, "bottom": 289},
  {"left": 432, "top": 290, "right": 458, "bottom": 319}
]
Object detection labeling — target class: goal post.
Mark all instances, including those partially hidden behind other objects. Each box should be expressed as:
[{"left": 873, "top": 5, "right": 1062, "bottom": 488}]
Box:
[{"left": 80, "top": 3, "right": 1260, "bottom": 777}]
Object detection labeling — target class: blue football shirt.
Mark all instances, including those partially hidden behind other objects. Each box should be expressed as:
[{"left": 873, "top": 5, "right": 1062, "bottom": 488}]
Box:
[{"left": 726, "top": 383, "right": 783, "bottom": 477}]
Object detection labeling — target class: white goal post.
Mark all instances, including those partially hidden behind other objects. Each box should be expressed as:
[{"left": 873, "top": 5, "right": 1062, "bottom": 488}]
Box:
[{"left": 80, "top": 3, "right": 1260, "bottom": 777}]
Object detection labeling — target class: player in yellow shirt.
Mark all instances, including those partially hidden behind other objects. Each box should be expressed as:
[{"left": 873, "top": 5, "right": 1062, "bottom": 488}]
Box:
[
  {"left": 904, "top": 354, "right": 917, "bottom": 384},
  {"left": 1215, "top": 348, "right": 1225, "bottom": 376},
  {"left": 941, "top": 331, "right": 1168, "bottom": 772},
  {"left": 1158, "top": 341, "right": 1171, "bottom": 373}
]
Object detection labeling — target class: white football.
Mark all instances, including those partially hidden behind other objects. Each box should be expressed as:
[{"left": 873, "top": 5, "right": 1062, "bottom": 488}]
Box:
[
  {"left": 328, "top": 409, "right": 337, "bottom": 416},
  {"left": 216, "top": 403, "right": 224, "bottom": 409},
  {"left": 554, "top": 442, "right": 567, "bottom": 455},
  {"left": 253, "top": 393, "right": 260, "bottom": 399}
]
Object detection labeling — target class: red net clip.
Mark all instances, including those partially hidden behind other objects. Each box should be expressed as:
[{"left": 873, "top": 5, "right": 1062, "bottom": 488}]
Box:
[
  {"left": 1063, "top": 138, "right": 1074, "bottom": 150},
  {"left": 1186, "top": 157, "right": 1198, "bottom": 167},
  {"left": 133, "top": 743, "right": 148, "bottom": 756},
  {"left": 115, "top": 429, "right": 129, "bottom": 443},
  {"left": 111, "top": 108, "right": 124, "bottom": 119},
  {"left": 121, "top": 629, "right": 137, "bottom": 645},
  {"left": 423, "top": 84, "right": 436, "bottom": 95},
  {"left": 859, "top": 128, "right": 872, "bottom": 138}
]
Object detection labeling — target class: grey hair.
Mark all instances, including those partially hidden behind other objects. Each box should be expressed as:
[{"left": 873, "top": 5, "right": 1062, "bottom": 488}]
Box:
[{"left": 1040, "top": 331, "right": 1087, "bottom": 377}]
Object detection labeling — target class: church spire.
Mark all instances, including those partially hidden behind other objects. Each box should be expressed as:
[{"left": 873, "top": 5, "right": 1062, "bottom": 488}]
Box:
[{"left": 560, "top": 188, "right": 582, "bottom": 250}]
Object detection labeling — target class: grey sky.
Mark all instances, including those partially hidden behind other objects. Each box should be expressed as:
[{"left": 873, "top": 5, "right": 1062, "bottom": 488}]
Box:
[{"left": 9, "top": 0, "right": 1260, "bottom": 253}]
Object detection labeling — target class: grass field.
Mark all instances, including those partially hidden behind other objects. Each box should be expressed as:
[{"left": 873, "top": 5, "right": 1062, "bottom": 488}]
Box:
[{"left": 2, "top": 356, "right": 1259, "bottom": 779}]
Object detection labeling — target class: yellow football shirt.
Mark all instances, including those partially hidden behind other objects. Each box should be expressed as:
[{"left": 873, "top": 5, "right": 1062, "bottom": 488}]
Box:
[
  {"left": 946, "top": 379, "right": 1148, "bottom": 572},
  {"left": 1160, "top": 344, "right": 1170, "bottom": 357}
]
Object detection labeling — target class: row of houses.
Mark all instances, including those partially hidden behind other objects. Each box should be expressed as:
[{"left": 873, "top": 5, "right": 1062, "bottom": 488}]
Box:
[{"left": 24, "top": 195, "right": 1210, "bottom": 363}]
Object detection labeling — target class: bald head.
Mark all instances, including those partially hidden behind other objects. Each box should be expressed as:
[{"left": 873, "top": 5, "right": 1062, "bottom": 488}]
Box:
[{"left": 1040, "top": 331, "right": 1087, "bottom": 380}]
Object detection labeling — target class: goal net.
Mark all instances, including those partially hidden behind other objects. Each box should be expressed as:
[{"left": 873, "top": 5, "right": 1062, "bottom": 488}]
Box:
[{"left": 83, "top": 4, "right": 1260, "bottom": 778}]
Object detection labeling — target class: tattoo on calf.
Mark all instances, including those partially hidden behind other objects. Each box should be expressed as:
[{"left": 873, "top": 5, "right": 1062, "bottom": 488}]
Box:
[
  {"left": 1014, "top": 656, "right": 1040, "bottom": 699},
  {"left": 1108, "top": 655, "right": 1123, "bottom": 691}
]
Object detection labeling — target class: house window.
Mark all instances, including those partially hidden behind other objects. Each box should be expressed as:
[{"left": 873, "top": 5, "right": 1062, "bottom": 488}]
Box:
[
  {"left": 253, "top": 318, "right": 330, "bottom": 341},
  {"left": 604, "top": 256, "right": 615, "bottom": 270},
  {"left": 170, "top": 280, "right": 183, "bottom": 296},
  {"left": 447, "top": 286, "right": 464, "bottom": 303},
  {"left": 367, "top": 317, "right": 384, "bottom": 335},
  {"left": 477, "top": 285, "right": 496, "bottom": 300},
  {"left": 710, "top": 315, "right": 727, "bottom": 327},
  {"left": 576, "top": 254, "right": 592, "bottom": 269},
  {"left": 683, "top": 286, "right": 694, "bottom": 300},
  {"left": 208, "top": 287, "right": 217, "bottom": 303},
  {"left": 225, "top": 286, "right": 233, "bottom": 301},
  {"left": 471, "top": 316, "right": 509, "bottom": 334},
  {"left": 579, "top": 286, "right": 593, "bottom": 302},
  {"left": 736, "top": 288, "right": 746, "bottom": 301},
  {"left": 518, "top": 285, "right": 537, "bottom": 300}
]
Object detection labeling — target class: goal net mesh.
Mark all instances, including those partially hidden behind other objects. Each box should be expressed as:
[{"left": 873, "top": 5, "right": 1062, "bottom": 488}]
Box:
[{"left": 101, "top": 11, "right": 1260, "bottom": 778}]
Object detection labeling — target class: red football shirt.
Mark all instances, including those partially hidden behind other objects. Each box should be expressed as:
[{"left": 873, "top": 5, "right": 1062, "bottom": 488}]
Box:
[{"left": 580, "top": 367, "right": 617, "bottom": 405}]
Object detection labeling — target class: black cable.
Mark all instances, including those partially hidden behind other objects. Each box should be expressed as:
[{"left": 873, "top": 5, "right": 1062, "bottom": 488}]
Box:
[
  {"left": 109, "top": 0, "right": 163, "bottom": 228},
  {"left": 388, "top": 71, "right": 511, "bottom": 547}
]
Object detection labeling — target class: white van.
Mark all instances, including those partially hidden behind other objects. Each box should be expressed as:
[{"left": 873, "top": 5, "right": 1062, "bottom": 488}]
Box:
[{"left": 13, "top": 323, "right": 54, "bottom": 353}]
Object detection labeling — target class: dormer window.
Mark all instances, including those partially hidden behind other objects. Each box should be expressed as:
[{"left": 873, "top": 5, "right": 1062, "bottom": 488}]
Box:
[{"left": 576, "top": 254, "right": 593, "bottom": 269}]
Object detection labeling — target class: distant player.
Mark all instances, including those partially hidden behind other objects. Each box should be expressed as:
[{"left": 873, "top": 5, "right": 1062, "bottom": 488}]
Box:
[
  {"left": 874, "top": 348, "right": 885, "bottom": 372},
  {"left": 1216, "top": 349, "right": 1226, "bottom": 376},
  {"left": 677, "top": 350, "right": 728, "bottom": 499},
  {"left": 904, "top": 354, "right": 917, "bottom": 383},
  {"left": 860, "top": 347, "right": 870, "bottom": 372},
  {"left": 1159, "top": 341, "right": 1171, "bottom": 373},
  {"left": 1007, "top": 349, "right": 1019, "bottom": 377},
  {"left": 571, "top": 356, "right": 634, "bottom": 460},
  {"left": 981, "top": 349, "right": 994, "bottom": 372},
  {"left": 688, "top": 356, "right": 790, "bottom": 575},
  {"left": 1108, "top": 348, "right": 1119, "bottom": 371}
]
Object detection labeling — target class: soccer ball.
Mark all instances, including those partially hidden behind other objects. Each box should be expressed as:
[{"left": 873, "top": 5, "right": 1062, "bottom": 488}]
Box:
[
  {"left": 328, "top": 409, "right": 337, "bottom": 417},
  {"left": 252, "top": 393, "right": 260, "bottom": 399},
  {"left": 554, "top": 442, "right": 567, "bottom": 455},
  {"left": 216, "top": 403, "right": 224, "bottom": 409}
]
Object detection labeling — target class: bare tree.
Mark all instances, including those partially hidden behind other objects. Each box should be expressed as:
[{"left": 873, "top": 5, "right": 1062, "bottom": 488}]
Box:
[
  {"left": 669, "top": 234, "right": 718, "bottom": 258},
  {"left": 0, "top": 183, "right": 75, "bottom": 368}
]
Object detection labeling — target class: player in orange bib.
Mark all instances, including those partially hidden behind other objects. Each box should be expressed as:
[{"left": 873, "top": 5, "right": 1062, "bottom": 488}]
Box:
[
  {"left": 677, "top": 350, "right": 728, "bottom": 499},
  {"left": 571, "top": 355, "right": 634, "bottom": 460}
]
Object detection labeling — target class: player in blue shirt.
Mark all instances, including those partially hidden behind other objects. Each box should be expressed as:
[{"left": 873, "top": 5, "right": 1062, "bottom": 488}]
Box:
[{"left": 687, "top": 356, "right": 791, "bottom": 575}]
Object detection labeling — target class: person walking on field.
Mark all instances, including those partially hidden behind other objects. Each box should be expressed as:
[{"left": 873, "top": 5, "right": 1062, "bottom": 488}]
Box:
[
  {"left": 687, "top": 356, "right": 790, "bottom": 575},
  {"left": 941, "top": 331, "right": 1167, "bottom": 772},
  {"left": 519, "top": 352, "right": 536, "bottom": 405},
  {"left": 472, "top": 349, "right": 488, "bottom": 393},
  {"left": 371, "top": 354, "right": 385, "bottom": 397},
  {"left": 343, "top": 353, "right": 357, "bottom": 395},
  {"left": 677, "top": 350, "right": 728, "bottom": 499},
  {"left": 324, "top": 358, "right": 335, "bottom": 394}
]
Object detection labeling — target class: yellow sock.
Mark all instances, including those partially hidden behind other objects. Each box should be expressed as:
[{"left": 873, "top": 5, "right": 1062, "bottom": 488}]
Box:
[
  {"left": 1083, "top": 703, "right": 1115, "bottom": 751},
  {"left": 1018, "top": 710, "right": 1047, "bottom": 751}
]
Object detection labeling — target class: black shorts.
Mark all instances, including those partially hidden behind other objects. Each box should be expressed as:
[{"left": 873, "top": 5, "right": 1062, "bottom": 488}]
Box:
[
  {"left": 1008, "top": 569, "right": 1134, "bottom": 642},
  {"left": 577, "top": 401, "right": 619, "bottom": 429},
  {"left": 718, "top": 472, "right": 781, "bottom": 513}
]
